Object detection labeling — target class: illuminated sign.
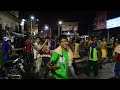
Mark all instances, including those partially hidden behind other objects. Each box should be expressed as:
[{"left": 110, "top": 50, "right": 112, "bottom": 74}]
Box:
[{"left": 106, "top": 16, "right": 120, "bottom": 29}]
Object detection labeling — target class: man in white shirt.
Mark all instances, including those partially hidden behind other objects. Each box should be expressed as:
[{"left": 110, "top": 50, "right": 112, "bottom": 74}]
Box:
[{"left": 32, "top": 37, "right": 48, "bottom": 79}]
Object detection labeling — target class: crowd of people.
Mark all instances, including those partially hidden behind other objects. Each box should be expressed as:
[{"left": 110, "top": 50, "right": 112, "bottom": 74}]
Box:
[{"left": 0, "top": 33, "right": 120, "bottom": 79}]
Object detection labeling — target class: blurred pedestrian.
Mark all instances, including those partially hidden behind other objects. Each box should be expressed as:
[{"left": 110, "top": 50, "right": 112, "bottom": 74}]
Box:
[
  {"left": 72, "top": 37, "right": 80, "bottom": 74},
  {"left": 24, "top": 35, "right": 33, "bottom": 65},
  {"left": 113, "top": 38, "right": 120, "bottom": 79},
  {"left": 32, "top": 37, "right": 48, "bottom": 78},
  {"left": 99, "top": 37, "right": 107, "bottom": 69},
  {"left": 41, "top": 43, "right": 51, "bottom": 79},
  {"left": 87, "top": 36, "right": 100, "bottom": 78},
  {"left": 2, "top": 38, "right": 12, "bottom": 61}
]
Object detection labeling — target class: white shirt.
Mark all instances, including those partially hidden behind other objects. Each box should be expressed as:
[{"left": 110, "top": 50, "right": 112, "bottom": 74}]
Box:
[{"left": 33, "top": 43, "right": 41, "bottom": 59}]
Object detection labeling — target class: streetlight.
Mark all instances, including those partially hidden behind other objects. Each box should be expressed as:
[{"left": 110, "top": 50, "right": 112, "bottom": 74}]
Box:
[
  {"left": 37, "top": 19, "right": 39, "bottom": 21},
  {"left": 45, "top": 25, "right": 49, "bottom": 30},
  {"left": 58, "top": 20, "right": 63, "bottom": 36},
  {"left": 30, "top": 16, "right": 35, "bottom": 35},
  {"left": 41, "top": 31, "right": 43, "bottom": 33},
  {"left": 58, "top": 21, "right": 62, "bottom": 25},
  {"left": 31, "top": 16, "right": 35, "bottom": 20},
  {"left": 44, "top": 25, "right": 52, "bottom": 37},
  {"left": 44, "top": 25, "right": 48, "bottom": 38}
]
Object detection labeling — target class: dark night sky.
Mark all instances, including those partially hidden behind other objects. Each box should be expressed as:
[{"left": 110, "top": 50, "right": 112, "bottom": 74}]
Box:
[{"left": 19, "top": 11, "right": 96, "bottom": 35}]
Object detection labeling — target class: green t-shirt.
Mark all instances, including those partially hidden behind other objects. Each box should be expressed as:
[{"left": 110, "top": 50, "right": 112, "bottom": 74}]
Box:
[{"left": 51, "top": 49, "right": 69, "bottom": 79}]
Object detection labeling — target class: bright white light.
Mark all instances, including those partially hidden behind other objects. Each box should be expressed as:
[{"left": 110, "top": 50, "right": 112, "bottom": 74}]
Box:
[
  {"left": 68, "top": 37, "right": 70, "bottom": 41},
  {"left": 22, "top": 19, "right": 25, "bottom": 22},
  {"left": 37, "top": 19, "right": 39, "bottom": 21},
  {"left": 45, "top": 25, "right": 49, "bottom": 30},
  {"left": 31, "top": 16, "right": 35, "bottom": 20},
  {"left": 106, "top": 16, "right": 120, "bottom": 29},
  {"left": 58, "top": 21, "right": 63, "bottom": 25},
  {"left": 68, "top": 32, "right": 70, "bottom": 35},
  {"left": 20, "top": 21, "right": 24, "bottom": 26},
  {"left": 20, "top": 23, "right": 23, "bottom": 26},
  {"left": 34, "top": 32, "right": 36, "bottom": 35},
  {"left": 41, "top": 31, "right": 43, "bottom": 33}
]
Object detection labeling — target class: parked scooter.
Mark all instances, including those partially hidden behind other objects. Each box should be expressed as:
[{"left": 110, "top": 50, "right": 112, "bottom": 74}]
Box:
[{"left": 2, "top": 55, "right": 25, "bottom": 79}]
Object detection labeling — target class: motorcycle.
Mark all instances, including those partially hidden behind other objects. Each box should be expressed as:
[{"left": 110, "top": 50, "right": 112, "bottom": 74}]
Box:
[{"left": 2, "top": 55, "right": 25, "bottom": 79}]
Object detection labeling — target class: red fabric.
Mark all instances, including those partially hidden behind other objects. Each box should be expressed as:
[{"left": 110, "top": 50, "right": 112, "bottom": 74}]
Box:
[
  {"left": 42, "top": 49, "right": 50, "bottom": 55},
  {"left": 68, "top": 40, "right": 73, "bottom": 48},
  {"left": 25, "top": 39, "right": 32, "bottom": 53},
  {"left": 117, "top": 53, "right": 120, "bottom": 62}
]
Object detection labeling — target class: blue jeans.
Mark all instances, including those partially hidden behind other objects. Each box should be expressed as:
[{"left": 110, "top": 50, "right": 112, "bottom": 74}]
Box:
[
  {"left": 114, "top": 61, "right": 120, "bottom": 79},
  {"left": 87, "top": 60, "right": 98, "bottom": 77},
  {"left": 25, "top": 53, "right": 34, "bottom": 64},
  {"left": 4, "top": 53, "right": 8, "bottom": 61},
  {"left": 69, "top": 65, "right": 78, "bottom": 79},
  {"left": 42, "top": 57, "right": 50, "bottom": 79}
]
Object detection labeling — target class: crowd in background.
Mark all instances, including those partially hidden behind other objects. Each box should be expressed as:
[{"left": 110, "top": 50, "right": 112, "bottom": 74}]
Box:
[{"left": 0, "top": 33, "right": 120, "bottom": 79}]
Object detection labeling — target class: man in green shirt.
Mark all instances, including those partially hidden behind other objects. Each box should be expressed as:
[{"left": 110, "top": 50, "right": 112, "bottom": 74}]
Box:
[{"left": 48, "top": 35, "right": 73, "bottom": 79}]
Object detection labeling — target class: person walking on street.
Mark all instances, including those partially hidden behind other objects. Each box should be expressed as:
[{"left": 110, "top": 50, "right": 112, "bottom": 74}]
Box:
[
  {"left": 72, "top": 38, "right": 80, "bottom": 74},
  {"left": 113, "top": 38, "right": 120, "bottom": 79},
  {"left": 99, "top": 37, "right": 107, "bottom": 69},
  {"left": 87, "top": 36, "right": 100, "bottom": 79}
]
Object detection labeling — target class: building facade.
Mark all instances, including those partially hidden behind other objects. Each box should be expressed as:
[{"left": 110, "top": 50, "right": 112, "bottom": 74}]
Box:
[
  {"left": 0, "top": 11, "right": 19, "bottom": 31},
  {"left": 61, "top": 22, "right": 79, "bottom": 36},
  {"left": 26, "top": 20, "right": 39, "bottom": 35},
  {"left": 62, "top": 22, "right": 78, "bottom": 31}
]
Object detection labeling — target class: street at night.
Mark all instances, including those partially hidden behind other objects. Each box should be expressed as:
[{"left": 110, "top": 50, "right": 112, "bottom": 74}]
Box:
[{"left": 0, "top": 11, "right": 120, "bottom": 79}]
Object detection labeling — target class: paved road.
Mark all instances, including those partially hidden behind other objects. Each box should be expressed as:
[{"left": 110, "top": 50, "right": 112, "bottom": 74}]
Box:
[
  {"left": 69, "top": 61, "right": 115, "bottom": 79},
  {"left": 23, "top": 60, "right": 115, "bottom": 79}
]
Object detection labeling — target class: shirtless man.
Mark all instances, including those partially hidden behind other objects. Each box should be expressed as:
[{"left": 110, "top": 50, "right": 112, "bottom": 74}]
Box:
[{"left": 99, "top": 37, "right": 107, "bottom": 69}]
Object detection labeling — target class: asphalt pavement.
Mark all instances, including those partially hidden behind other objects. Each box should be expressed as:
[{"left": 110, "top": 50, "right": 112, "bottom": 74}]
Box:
[
  {"left": 69, "top": 61, "right": 115, "bottom": 79},
  {"left": 23, "top": 60, "right": 115, "bottom": 79}
]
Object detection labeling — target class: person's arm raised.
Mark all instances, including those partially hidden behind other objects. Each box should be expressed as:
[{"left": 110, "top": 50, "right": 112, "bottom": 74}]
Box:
[{"left": 40, "top": 39, "right": 48, "bottom": 50}]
